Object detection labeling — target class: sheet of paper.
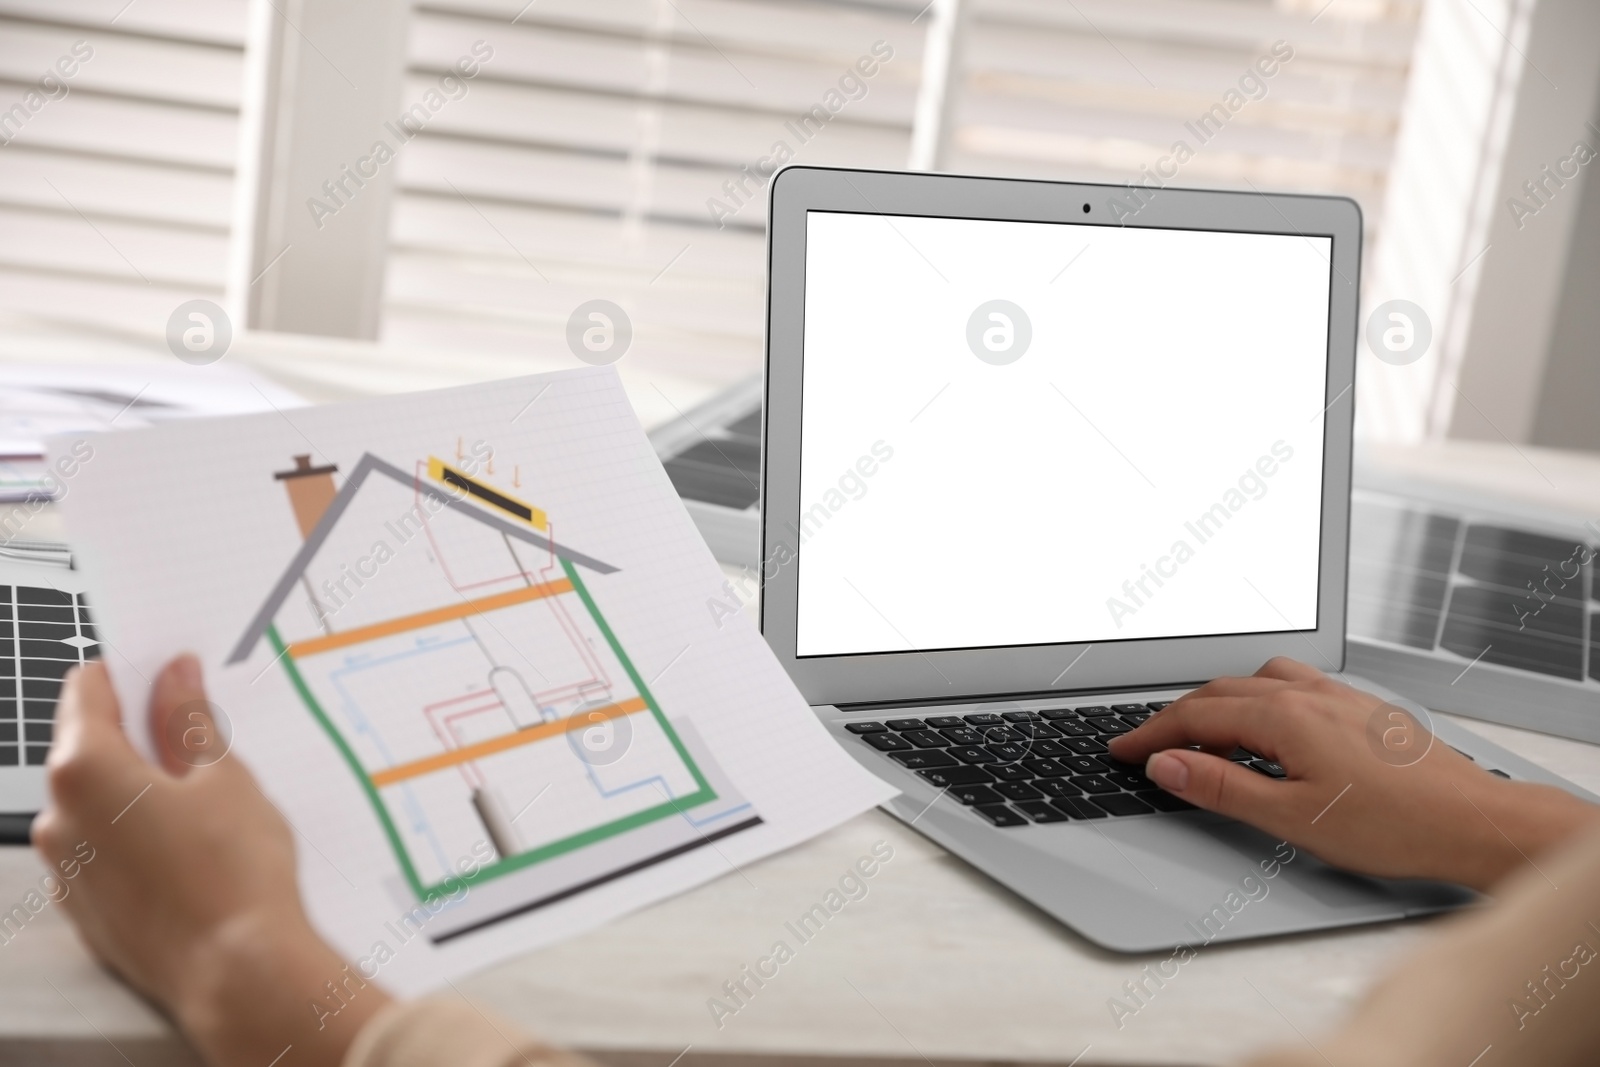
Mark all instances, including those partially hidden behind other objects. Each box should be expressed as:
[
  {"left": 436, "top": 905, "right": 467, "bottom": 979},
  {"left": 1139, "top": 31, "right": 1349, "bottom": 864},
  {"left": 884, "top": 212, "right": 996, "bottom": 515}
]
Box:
[{"left": 51, "top": 367, "right": 896, "bottom": 993}]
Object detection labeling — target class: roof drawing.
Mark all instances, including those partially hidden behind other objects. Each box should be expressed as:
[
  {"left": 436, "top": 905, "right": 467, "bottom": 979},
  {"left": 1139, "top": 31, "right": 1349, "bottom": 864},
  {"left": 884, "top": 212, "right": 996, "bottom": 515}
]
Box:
[{"left": 226, "top": 452, "right": 617, "bottom": 664}]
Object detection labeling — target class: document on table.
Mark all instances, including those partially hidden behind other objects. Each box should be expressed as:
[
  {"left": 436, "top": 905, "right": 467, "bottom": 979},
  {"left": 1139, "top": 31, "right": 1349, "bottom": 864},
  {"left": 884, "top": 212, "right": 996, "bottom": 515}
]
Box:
[
  {"left": 50, "top": 367, "right": 895, "bottom": 992},
  {"left": 0, "top": 362, "right": 305, "bottom": 501}
]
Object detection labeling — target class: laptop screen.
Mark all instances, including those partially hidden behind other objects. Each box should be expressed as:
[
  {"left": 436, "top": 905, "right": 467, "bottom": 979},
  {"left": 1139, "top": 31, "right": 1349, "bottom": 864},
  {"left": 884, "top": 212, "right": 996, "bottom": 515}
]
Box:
[{"left": 794, "top": 210, "right": 1332, "bottom": 658}]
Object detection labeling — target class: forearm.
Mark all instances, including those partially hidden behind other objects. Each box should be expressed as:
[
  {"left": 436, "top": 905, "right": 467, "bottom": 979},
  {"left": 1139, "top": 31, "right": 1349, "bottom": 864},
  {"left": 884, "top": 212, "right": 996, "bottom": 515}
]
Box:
[
  {"left": 1244, "top": 824, "right": 1600, "bottom": 1067},
  {"left": 345, "top": 997, "right": 601, "bottom": 1067},
  {"left": 175, "top": 911, "right": 392, "bottom": 1067}
]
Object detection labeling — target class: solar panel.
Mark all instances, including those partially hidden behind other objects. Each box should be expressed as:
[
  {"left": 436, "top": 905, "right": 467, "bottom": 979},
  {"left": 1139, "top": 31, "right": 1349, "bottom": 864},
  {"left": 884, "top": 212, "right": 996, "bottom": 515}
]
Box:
[
  {"left": 0, "top": 585, "right": 101, "bottom": 768},
  {"left": 1347, "top": 489, "right": 1600, "bottom": 743}
]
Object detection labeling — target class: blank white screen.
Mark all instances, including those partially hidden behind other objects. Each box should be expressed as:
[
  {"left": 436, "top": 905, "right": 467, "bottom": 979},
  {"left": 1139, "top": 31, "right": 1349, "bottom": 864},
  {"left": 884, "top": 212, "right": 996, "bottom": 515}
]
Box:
[{"left": 794, "top": 211, "right": 1331, "bottom": 657}]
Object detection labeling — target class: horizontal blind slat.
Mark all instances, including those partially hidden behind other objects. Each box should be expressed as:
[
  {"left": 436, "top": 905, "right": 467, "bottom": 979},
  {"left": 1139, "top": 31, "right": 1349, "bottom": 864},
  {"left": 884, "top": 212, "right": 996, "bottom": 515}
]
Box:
[
  {"left": 0, "top": 19, "right": 242, "bottom": 108},
  {"left": 0, "top": 0, "right": 248, "bottom": 47},
  {"left": 411, "top": 11, "right": 921, "bottom": 121},
  {"left": 0, "top": 147, "right": 232, "bottom": 227}
]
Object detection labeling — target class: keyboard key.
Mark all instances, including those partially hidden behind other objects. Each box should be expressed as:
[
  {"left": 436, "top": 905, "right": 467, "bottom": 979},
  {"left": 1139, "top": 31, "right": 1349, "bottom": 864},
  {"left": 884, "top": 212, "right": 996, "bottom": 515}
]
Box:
[
  {"left": 918, "top": 767, "right": 996, "bottom": 789},
  {"left": 902, "top": 730, "right": 949, "bottom": 748},
  {"left": 996, "top": 781, "right": 1044, "bottom": 801},
  {"left": 863, "top": 733, "right": 912, "bottom": 752},
  {"left": 983, "top": 726, "right": 1025, "bottom": 743},
  {"left": 1071, "top": 774, "right": 1119, "bottom": 794},
  {"left": 1118, "top": 713, "right": 1150, "bottom": 727},
  {"left": 1022, "top": 757, "right": 1070, "bottom": 778},
  {"left": 1035, "top": 778, "right": 1083, "bottom": 798},
  {"left": 1090, "top": 793, "right": 1156, "bottom": 817},
  {"left": 1040, "top": 708, "right": 1079, "bottom": 720},
  {"left": 985, "top": 742, "right": 1029, "bottom": 763},
  {"left": 1076, "top": 705, "right": 1111, "bottom": 715},
  {"left": 926, "top": 715, "right": 964, "bottom": 728},
  {"left": 947, "top": 746, "right": 997, "bottom": 764},
  {"left": 1015, "top": 800, "right": 1072, "bottom": 823},
  {"left": 1111, "top": 704, "right": 1149, "bottom": 715},
  {"left": 1228, "top": 748, "right": 1257, "bottom": 762},
  {"left": 964, "top": 713, "right": 1004, "bottom": 726},
  {"left": 1058, "top": 755, "right": 1106, "bottom": 775},
  {"left": 988, "top": 763, "right": 1034, "bottom": 782},
  {"left": 886, "top": 718, "right": 924, "bottom": 731},
  {"left": 1147, "top": 701, "right": 1175, "bottom": 711},
  {"left": 1250, "top": 759, "right": 1287, "bottom": 779},
  {"left": 1002, "top": 710, "right": 1042, "bottom": 722},
  {"left": 889, "top": 750, "right": 959, "bottom": 770},
  {"left": 949, "top": 784, "right": 1005, "bottom": 806},
  {"left": 845, "top": 722, "right": 887, "bottom": 734},
  {"left": 1105, "top": 771, "right": 1149, "bottom": 791},
  {"left": 1051, "top": 719, "right": 1097, "bottom": 737},
  {"left": 939, "top": 727, "right": 984, "bottom": 745},
  {"left": 1014, "top": 722, "right": 1059, "bottom": 739},
  {"left": 1136, "top": 790, "right": 1195, "bottom": 812},
  {"left": 1027, "top": 738, "right": 1071, "bottom": 757},
  {"left": 972, "top": 804, "right": 1029, "bottom": 827},
  {"left": 1086, "top": 716, "right": 1132, "bottom": 735},
  {"left": 1488, "top": 768, "right": 1512, "bottom": 779},
  {"left": 1063, "top": 736, "right": 1109, "bottom": 755},
  {"left": 1050, "top": 797, "right": 1107, "bottom": 820}
]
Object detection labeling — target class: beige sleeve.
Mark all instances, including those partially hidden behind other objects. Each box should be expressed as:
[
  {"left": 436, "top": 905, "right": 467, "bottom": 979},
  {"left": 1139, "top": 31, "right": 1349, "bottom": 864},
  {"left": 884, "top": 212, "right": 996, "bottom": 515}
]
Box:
[
  {"left": 344, "top": 996, "right": 602, "bottom": 1067},
  {"left": 1242, "top": 824, "right": 1600, "bottom": 1067}
]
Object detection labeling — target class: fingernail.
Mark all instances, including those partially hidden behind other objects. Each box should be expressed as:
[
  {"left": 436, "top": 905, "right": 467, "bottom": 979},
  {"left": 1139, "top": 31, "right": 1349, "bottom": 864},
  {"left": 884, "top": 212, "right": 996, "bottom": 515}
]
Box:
[
  {"left": 1147, "top": 752, "right": 1188, "bottom": 792},
  {"left": 172, "top": 654, "right": 202, "bottom": 691}
]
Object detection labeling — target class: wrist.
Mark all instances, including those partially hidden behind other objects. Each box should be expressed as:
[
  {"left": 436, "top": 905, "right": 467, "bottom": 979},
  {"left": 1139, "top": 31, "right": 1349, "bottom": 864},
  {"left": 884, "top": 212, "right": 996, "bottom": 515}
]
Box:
[
  {"left": 1448, "top": 778, "right": 1600, "bottom": 892},
  {"left": 176, "top": 909, "right": 391, "bottom": 1067}
]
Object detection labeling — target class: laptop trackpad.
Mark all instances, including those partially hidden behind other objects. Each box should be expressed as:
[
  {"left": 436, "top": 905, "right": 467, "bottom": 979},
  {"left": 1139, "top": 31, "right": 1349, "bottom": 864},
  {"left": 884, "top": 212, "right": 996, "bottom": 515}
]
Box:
[{"left": 1045, "top": 813, "right": 1385, "bottom": 912}]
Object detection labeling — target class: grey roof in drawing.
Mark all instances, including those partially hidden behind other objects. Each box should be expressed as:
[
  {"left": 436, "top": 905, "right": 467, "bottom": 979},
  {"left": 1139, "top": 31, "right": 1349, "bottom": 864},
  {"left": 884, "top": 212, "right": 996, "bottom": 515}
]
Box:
[{"left": 226, "top": 452, "right": 617, "bottom": 665}]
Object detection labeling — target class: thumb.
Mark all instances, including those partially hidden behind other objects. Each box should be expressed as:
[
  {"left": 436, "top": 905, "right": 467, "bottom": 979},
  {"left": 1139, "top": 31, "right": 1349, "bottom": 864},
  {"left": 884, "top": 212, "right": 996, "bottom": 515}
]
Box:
[
  {"left": 1145, "top": 749, "right": 1284, "bottom": 824},
  {"left": 150, "top": 655, "right": 230, "bottom": 777}
]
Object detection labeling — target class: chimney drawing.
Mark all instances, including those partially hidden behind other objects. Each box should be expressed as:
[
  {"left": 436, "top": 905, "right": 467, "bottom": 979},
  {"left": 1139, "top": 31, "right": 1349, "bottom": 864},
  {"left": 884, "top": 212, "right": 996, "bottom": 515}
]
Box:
[{"left": 273, "top": 454, "right": 340, "bottom": 539}]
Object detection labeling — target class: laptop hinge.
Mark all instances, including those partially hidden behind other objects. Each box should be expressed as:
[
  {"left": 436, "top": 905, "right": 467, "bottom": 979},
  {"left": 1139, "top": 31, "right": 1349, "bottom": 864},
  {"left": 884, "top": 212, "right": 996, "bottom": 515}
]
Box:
[{"left": 828, "top": 679, "right": 1211, "bottom": 713}]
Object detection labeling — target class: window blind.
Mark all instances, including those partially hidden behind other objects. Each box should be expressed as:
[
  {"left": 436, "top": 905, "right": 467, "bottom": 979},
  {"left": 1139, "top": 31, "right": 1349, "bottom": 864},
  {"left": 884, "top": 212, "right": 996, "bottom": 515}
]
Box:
[
  {"left": 0, "top": 0, "right": 246, "bottom": 337},
  {"left": 950, "top": 0, "right": 1422, "bottom": 235},
  {"left": 384, "top": 0, "right": 927, "bottom": 387}
]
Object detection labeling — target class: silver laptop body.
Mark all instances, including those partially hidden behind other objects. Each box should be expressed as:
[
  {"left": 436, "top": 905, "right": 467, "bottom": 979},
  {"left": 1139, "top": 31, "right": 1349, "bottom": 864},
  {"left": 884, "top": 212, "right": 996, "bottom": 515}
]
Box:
[{"left": 756, "top": 166, "right": 1587, "bottom": 952}]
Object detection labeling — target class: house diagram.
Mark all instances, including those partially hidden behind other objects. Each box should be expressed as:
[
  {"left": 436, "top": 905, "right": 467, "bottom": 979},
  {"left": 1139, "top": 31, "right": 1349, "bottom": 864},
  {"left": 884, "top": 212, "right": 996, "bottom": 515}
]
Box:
[{"left": 228, "top": 449, "right": 758, "bottom": 914}]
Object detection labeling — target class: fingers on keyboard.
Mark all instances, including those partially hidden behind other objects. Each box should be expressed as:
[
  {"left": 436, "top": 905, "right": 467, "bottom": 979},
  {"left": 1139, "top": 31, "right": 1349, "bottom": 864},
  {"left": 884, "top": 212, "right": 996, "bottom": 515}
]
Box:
[{"left": 847, "top": 701, "right": 1192, "bottom": 827}]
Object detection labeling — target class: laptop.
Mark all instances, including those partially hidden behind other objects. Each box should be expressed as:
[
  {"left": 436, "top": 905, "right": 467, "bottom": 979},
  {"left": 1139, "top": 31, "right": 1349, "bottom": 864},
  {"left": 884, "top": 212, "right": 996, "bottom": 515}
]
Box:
[{"left": 757, "top": 166, "right": 1591, "bottom": 951}]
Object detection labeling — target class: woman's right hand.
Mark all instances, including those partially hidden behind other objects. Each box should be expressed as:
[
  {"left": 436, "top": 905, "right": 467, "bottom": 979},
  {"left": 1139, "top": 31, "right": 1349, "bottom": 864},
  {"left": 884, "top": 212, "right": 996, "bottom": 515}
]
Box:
[{"left": 1108, "top": 657, "right": 1599, "bottom": 891}]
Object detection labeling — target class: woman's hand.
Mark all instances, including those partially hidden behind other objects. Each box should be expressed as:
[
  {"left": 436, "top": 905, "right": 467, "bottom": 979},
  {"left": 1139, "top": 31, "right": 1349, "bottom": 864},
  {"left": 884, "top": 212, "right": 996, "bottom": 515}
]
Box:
[
  {"left": 1107, "top": 657, "right": 1599, "bottom": 891},
  {"left": 31, "top": 657, "right": 391, "bottom": 1067}
]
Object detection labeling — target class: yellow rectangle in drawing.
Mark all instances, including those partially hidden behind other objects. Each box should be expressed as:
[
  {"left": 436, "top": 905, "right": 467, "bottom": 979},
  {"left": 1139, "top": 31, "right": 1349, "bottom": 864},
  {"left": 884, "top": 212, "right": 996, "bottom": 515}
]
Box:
[
  {"left": 288, "top": 579, "right": 573, "bottom": 658},
  {"left": 370, "top": 696, "right": 650, "bottom": 786},
  {"left": 428, "top": 455, "right": 548, "bottom": 531}
]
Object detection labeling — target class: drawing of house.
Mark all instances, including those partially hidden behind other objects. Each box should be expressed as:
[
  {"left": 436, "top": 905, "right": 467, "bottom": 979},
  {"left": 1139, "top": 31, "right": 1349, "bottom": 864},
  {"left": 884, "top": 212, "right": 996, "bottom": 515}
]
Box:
[{"left": 227, "top": 451, "right": 749, "bottom": 905}]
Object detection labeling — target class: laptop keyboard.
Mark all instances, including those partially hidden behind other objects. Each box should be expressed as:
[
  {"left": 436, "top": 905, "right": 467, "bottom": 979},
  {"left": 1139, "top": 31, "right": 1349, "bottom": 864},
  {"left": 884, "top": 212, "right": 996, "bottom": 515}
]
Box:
[
  {"left": 845, "top": 700, "right": 1280, "bottom": 826},
  {"left": 849, "top": 702, "right": 1516, "bottom": 826},
  {"left": 0, "top": 586, "right": 100, "bottom": 767}
]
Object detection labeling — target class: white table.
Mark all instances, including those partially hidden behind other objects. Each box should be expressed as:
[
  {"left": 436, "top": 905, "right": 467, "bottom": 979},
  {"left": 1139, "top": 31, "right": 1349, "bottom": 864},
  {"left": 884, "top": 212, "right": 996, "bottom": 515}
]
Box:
[
  {"left": 3, "top": 334, "right": 1599, "bottom": 1066},
  {"left": 4, "top": 708, "right": 1598, "bottom": 1067}
]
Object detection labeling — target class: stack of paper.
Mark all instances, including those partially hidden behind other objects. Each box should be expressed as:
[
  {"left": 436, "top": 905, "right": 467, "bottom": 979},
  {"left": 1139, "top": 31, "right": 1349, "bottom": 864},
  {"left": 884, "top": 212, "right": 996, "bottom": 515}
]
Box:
[{"left": 0, "top": 363, "right": 304, "bottom": 503}]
